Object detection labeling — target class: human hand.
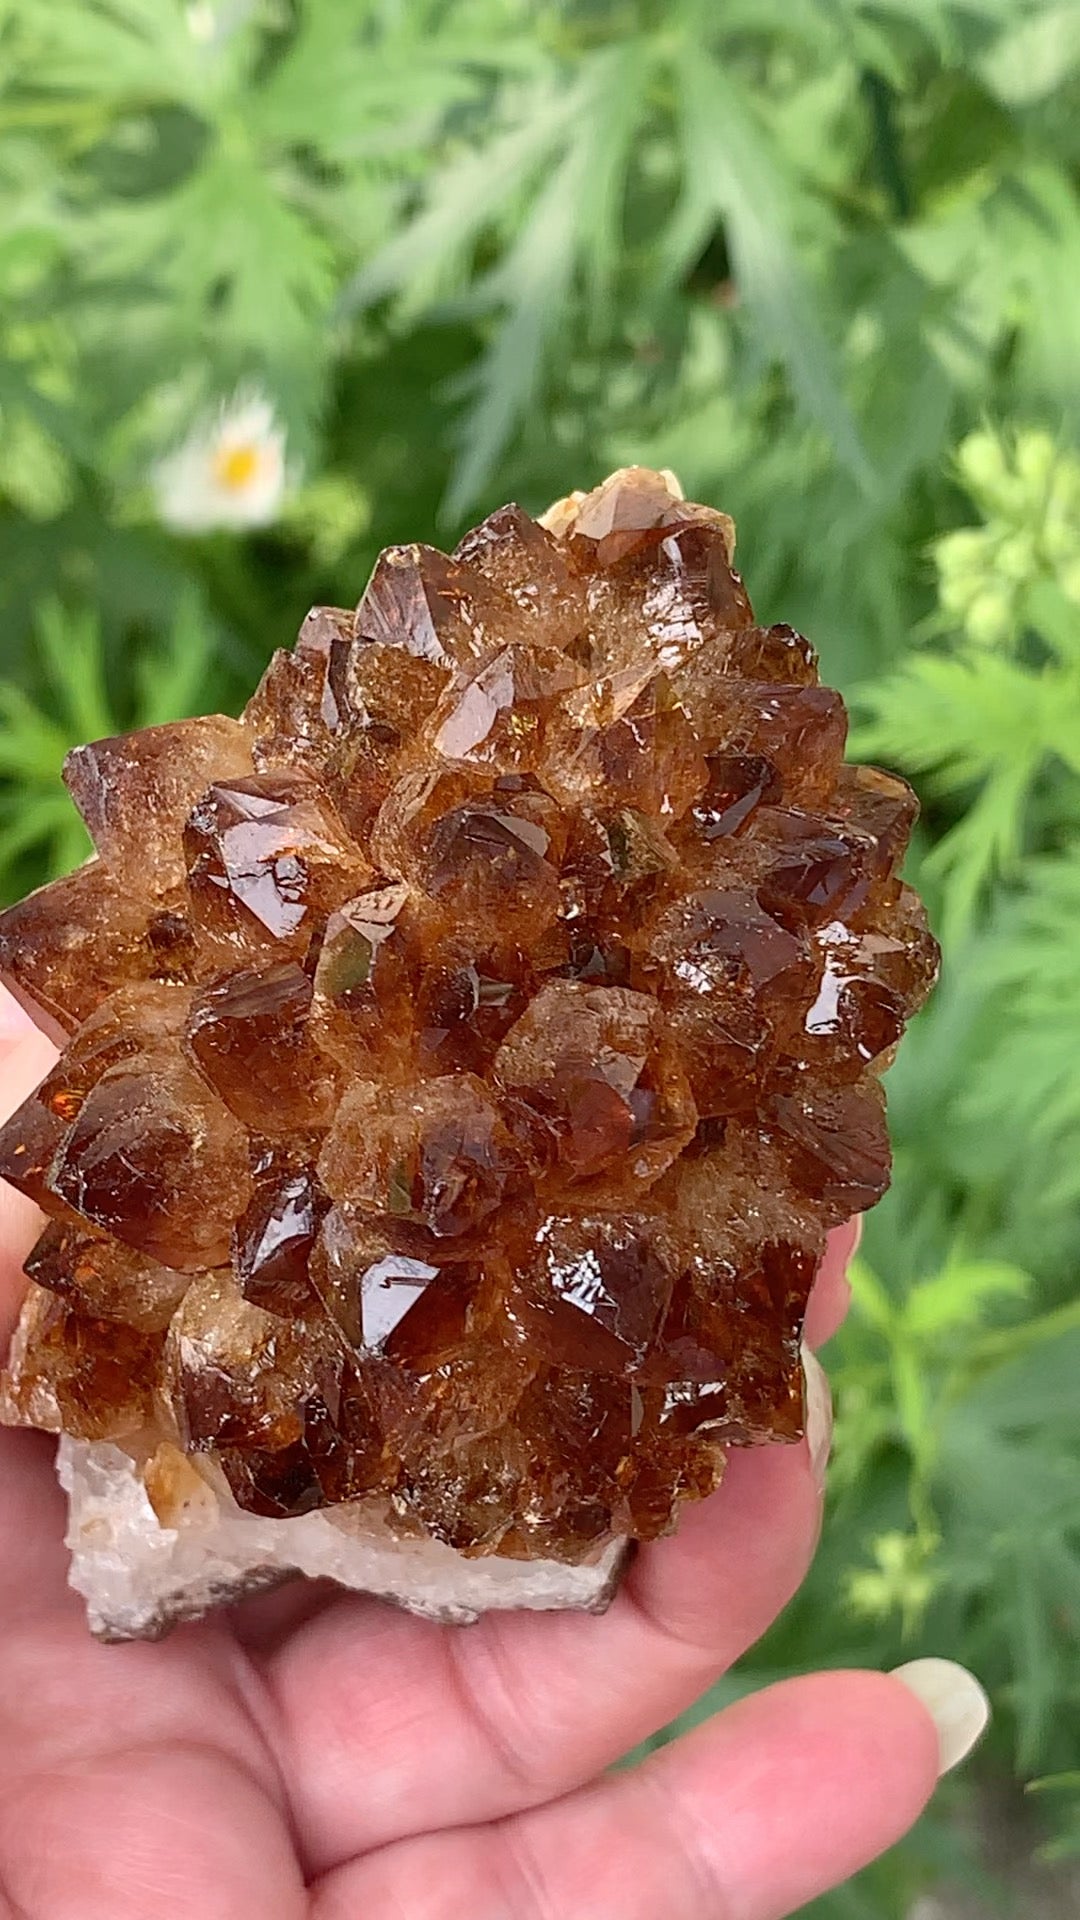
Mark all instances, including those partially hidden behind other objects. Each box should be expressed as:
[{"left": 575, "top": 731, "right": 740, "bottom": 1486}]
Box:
[{"left": 0, "top": 988, "right": 987, "bottom": 1919}]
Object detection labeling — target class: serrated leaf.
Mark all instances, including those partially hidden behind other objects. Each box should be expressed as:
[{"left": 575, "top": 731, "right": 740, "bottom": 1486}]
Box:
[
  {"left": 13, "top": 0, "right": 237, "bottom": 112},
  {"left": 854, "top": 653, "right": 1059, "bottom": 792},
  {"left": 672, "top": 45, "right": 872, "bottom": 487},
  {"left": 572, "top": 42, "right": 649, "bottom": 324},
  {"left": 951, "top": 1325, "right": 1080, "bottom": 1435},
  {"left": 442, "top": 134, "right": 587, "bottom": 519},
  {"left": 337, "top": 84, "right": 575, "bottom": 320},
  {"left": 423, "top": 46, "right": 653, "bottom": 513},
  {"left": 80, "top": 149, "right": 335, "bottom": 374},
  {"left": 924, "top": 755, "right": 1038, "bottom": 946},
  {"left": 254, "top": 8, "right": 484, "bottom": 161}
]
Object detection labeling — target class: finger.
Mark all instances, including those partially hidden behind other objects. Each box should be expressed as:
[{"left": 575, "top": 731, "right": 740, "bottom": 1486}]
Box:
[
  {"left": 266, "top": 1422, "right": 825, "bottom": 1872},
  {"left": 804, "top": 1215, "right": 861, "bottom": 1351},
  {"left": 227, "top": 1576, "right": 345, "bottom": 1653},
  {"left": 0, "top": 987, "right": 42, "bottom": 1049},
  {"left": 310, "top": 1669, "right": 944, "bottom": 1920},
  {"left": 0, "top": 1741, "right": 306, "bottom": 1920},
  {"left": 0, "top": 1005, "right": 60, "bottom": 1342},
  {"left": 0, "top": 997, "right": 64, "bottom": 1604}
]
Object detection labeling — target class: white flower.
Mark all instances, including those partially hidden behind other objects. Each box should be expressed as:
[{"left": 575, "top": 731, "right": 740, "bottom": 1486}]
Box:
[
  {"left": 185, "top": 2, "right": 217, "bottom": 42},
  {"left": 185, "top": 0, "right": 253, "bottom": 45},
  {"left": 153, "top": 392, "right": 288, "bottom": 534}
]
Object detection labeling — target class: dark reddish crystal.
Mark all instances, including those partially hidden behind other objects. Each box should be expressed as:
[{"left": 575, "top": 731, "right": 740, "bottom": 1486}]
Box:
[
  {"left": 0, "top": 466, "right": 937, "bottom": 1561},
  {"left": 233, "top": 1161, "right": 327, "bottom": 1315},
  {"left": 48, "top": 1053, "right": 252, "bottom": 1271}
]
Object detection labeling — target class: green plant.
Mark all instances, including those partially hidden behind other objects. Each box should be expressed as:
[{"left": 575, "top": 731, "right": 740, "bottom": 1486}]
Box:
[
  {"left": 857, "top": 427, "right": 1080, "bottom": 946},
  {"left": 1028, "top": 1773, "right": 1080, "bottom": 1863},
  {"left": 0, "top": 588, "right": 219, "bottom": 897}
]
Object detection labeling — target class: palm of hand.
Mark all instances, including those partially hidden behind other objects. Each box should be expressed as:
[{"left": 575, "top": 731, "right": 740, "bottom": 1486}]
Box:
[{"left": 0, "top": 1017, "right": 938, "bottom": 1920}]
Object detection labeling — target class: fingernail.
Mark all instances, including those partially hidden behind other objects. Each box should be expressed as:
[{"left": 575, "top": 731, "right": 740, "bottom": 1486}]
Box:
[
  {"left": 802, "top": 1345, "right": 832, "bottom": 1495},
  {"left": 890, "top": 1658, "right": 990, "bottom": 1775}
]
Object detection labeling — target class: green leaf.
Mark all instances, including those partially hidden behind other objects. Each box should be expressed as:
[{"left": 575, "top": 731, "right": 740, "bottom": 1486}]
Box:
[
  {"left": 954, "top": 852, "right": 1080, "bottom": 1191},
  {"left": 0, "top": 794, "right": 81, "bottom": 870},
  {"left": 903, "top": 1258, "right": 1031, "bottom": 1339},
  {"left": 855, "top": 653, "right": 1059, "bottom": 793},
  {"left": 0, "top": 402, "right": 73, "bottom": 519},
  {"left": 847, "top": 1256, "right": 898, "bottom": 1334},
  {"left": 254, "top": 7, "right": 486, "bottom": 161},
  {"left": 979, "top": 4, "right": 1080, "bottom": 105},
  {"left": 672, "top": 41, "right": 872, "bottom": 487},
  {"left": 572, "top": 42, "right": 650, "bottom": 327},
  {"left": 923, "top": 752, "right": 1039, "bottom": 947},
  {"left": 76, "top": 145, "right": 335, "bottom": 397},
  {"left": 134, "top": 585, "right": 215, "bottom": 723},
  {"left": 0, "top": 683, "right": 73, "bottom": 777},
  {"left": 34, "top": 599, "right": 114, "bottom": 743},
  {"left": 442, "top": 133, "right": 587, "bottom": 519},
  {"left": 12, "top": 0, "right": 244, "bottom": 113},
  {"left": 337, "top": 82, "right": 575, "bottom": 321}
]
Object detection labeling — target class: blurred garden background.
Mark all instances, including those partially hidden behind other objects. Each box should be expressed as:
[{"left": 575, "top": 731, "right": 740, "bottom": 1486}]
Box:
[{"left": 2, "top": 1, "right": 1080, "bottom": 1911}]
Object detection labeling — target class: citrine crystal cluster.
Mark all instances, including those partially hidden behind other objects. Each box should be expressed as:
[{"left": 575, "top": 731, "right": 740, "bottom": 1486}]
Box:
[{"left": 0, "top": 467, "right": 937, "bottom": 1629}]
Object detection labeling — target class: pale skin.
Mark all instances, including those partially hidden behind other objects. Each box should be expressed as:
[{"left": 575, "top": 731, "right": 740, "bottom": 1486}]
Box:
[{"left": 0, "top": 998, "right": 942, "bottom": 1920}]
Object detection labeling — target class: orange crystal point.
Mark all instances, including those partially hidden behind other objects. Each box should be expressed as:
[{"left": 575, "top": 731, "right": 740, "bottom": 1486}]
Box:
[{"left": 0, "top": 465, "right": 938, "bottom": 1564}]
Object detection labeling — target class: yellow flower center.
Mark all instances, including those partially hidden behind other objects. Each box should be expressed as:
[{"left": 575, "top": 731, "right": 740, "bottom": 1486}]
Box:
[{"left": 214, "top": 443, "right": 261, "bottom": 492}]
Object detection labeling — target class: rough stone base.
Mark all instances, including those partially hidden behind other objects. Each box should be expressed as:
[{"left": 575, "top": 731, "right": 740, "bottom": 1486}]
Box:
[{"left": 58, "top": 1436, "right": 629, "bottom": 1639}]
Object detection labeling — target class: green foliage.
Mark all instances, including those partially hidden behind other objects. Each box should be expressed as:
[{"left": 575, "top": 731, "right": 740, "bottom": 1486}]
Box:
[
  {"left": 1028, "top": 1773, "right": 1080, "bottom": 1863},
  {"left": 0, "top": 588, "right": 218, "bottom": 896},
  {"left": 3, "top": 3, "right": 1080, "bottom": 1912},
  {"left": 857, "top": 427, "right": 1080, "bottom": 944}
]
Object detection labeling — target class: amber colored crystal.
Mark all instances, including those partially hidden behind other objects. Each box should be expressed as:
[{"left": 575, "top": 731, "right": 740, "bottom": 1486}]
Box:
[
  {"left": 310, "top": 1206, "right": 484, "bottom": 1363},
  {"left": 1, "top": 1283, "right": 159, "bottom": 1440},
  {"left": 430, "top": 644, "right": 585, "bottom": 776},
  {"left": 184, "top": 770, "right": 368, "bottom": 961},
  {"left": 165, "top": 1269, "right": 338, "bottom": 1453},
  {"left": 184, "top": 962, "right": 337, "bottom": 1133},
  {"left": 244, "top": 606, "right": 354, "bottom": 770},
  {"left": 64, "top": 716, "right": 254, "bottom": 893},
  {"left": 453, "top": 504, "right": 585, "bottom": 643},
  {"left": 318, "top": 1075, "right": 521, "bottom": 1238},
  {"left": 233, "top": 1157, "right": 327, "bottom": 1316},
  {"left": 24, "top": 1219, "right": 188, "bottom": 1331},
  {"left": 494, "top": 980, "right": 696, "bottom": 1197},
  {"left": 324, "top": 642, "right": 450, "bottom": 838},
  {"left": 50, "top": 1054, "right": 251, "bottom": 1270},
  {"left": 0, "top": 1090, "right": 76, "bottom": 1216},
  {"left": 357, "top": 543, "right": 510, "bottom": 671},
  {"left": 0, "top": 464, "right": 938, "bottom": 1563},
  {"left": 37, "top": 983, "right": 190, "bottom": 1121},
  {"left": 505, "top": 1211, "right": 674, "bottom": 1375},
  {"left": 309, "top": 881, "right": 413, "bottom": 1072},
  {"left": 0, "top": 864, "right": 194, "bottom": 1035}
]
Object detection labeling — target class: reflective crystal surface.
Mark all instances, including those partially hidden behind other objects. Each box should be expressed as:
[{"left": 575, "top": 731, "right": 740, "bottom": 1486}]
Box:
[{"left": 0, "top": 465, "right": 937, "bottom": 1563}]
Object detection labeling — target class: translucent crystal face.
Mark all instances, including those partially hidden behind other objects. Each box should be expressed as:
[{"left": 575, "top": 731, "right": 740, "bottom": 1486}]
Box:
[{"left": 0, "top": 466, "right": 938, "bottom": 1563}]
